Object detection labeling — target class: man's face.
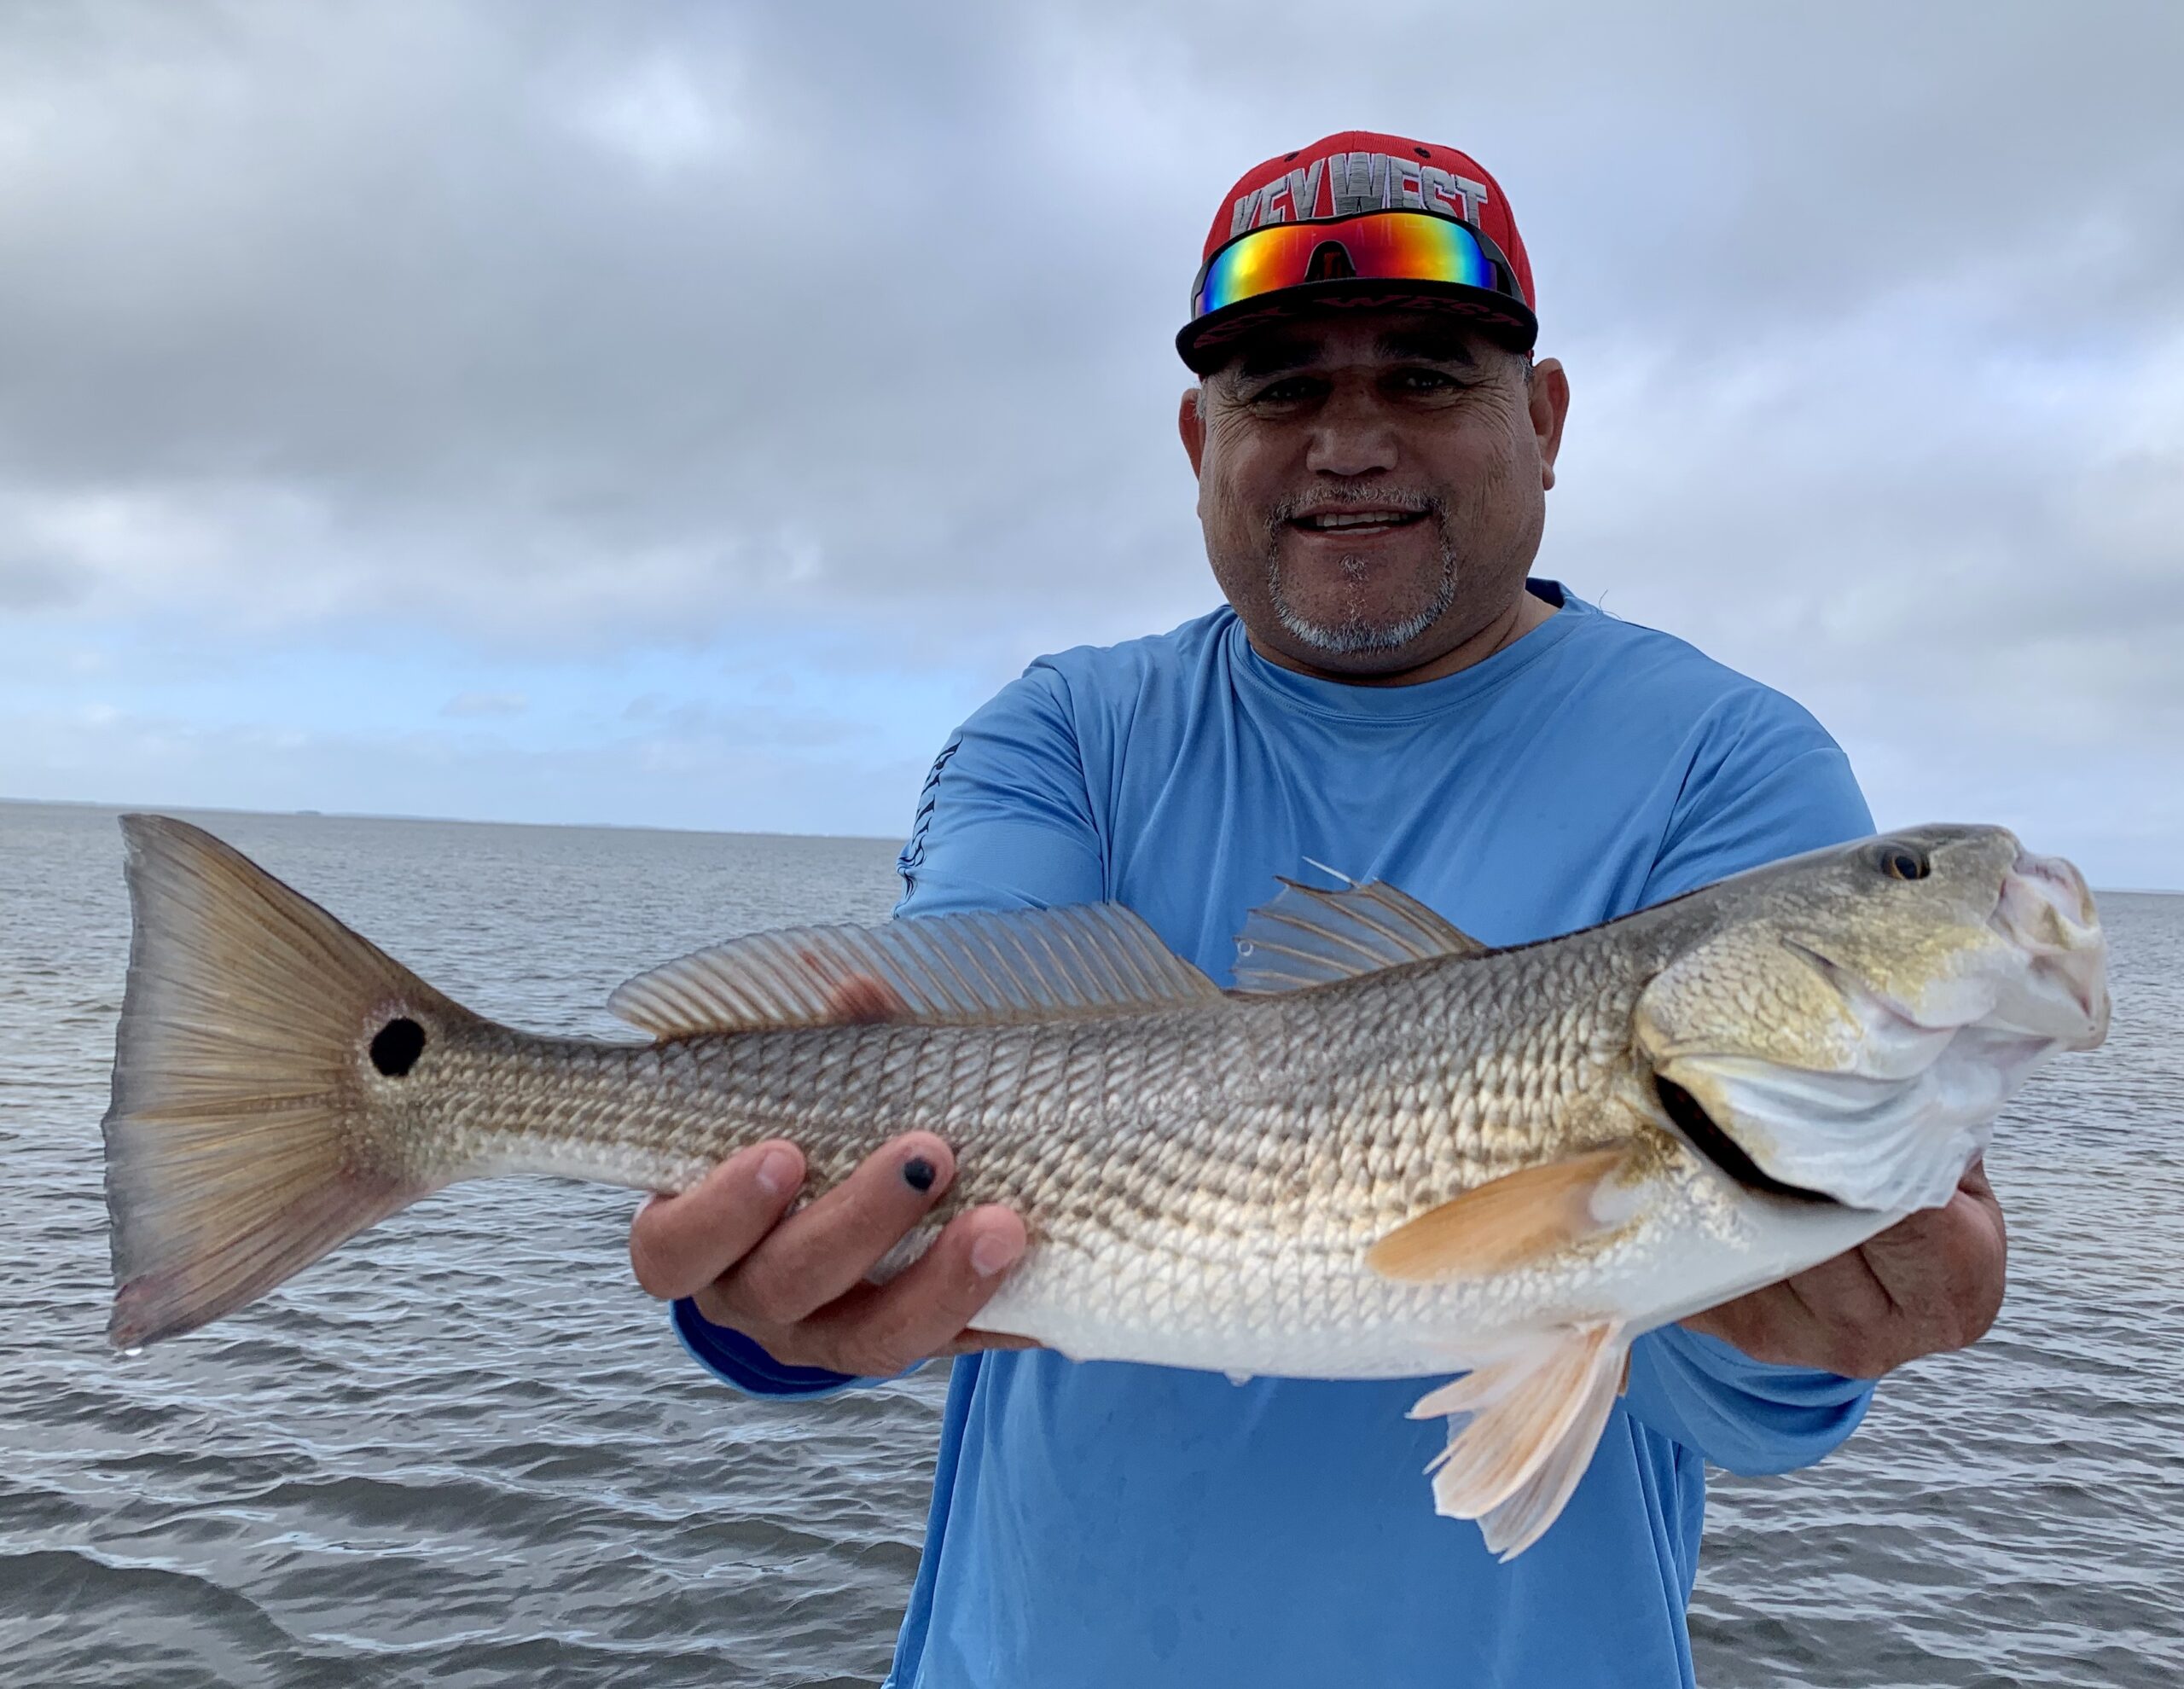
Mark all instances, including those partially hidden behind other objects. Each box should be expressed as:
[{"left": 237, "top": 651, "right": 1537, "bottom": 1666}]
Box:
[{"left": 1180, "top": 310, "right": 1568, "bottom": 680}]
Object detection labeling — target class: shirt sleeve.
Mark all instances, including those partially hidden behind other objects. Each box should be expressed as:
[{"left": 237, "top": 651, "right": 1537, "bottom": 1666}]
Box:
[
  {"left": 893, "top": 661, "right": 1107, "bottom": 917},
  {"left": 1622, "top": 1326, "right": 1875, "bottom": 1473},
  {"left": 1620, "top": 687, "right": 1884, "bottom": 1470},
  {"left": 671, "top": 1297, "right": 873, "bottom": 1399},
  {"left": 674, "top": 664, "right": 1104, "bottom": 1397}
]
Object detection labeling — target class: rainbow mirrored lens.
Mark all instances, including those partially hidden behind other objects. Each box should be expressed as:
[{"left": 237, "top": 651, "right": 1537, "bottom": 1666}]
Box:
[{"left": 1192, "top": 212, "right": 1504, "bottom": 319}]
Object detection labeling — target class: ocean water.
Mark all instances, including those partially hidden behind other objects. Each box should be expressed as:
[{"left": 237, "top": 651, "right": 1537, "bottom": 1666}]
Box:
[{"left": 0, "top": 800, "right": 2177, "bottom": 1687}]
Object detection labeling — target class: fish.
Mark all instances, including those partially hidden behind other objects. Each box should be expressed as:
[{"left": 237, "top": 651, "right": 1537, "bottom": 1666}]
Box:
[{"left": 100, "top": 815, "right": 2109, "bottom": 1558}]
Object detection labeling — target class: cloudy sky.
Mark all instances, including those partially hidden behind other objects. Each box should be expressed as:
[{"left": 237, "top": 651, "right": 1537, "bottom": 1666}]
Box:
[{"left": 3, "top": 1, "right": 2180, "bottom": 885}]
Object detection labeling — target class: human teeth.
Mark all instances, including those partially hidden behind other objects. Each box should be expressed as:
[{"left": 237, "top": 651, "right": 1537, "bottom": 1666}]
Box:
[{"left": 1304, "top": 511, "right": 1413, "bottom": 530}]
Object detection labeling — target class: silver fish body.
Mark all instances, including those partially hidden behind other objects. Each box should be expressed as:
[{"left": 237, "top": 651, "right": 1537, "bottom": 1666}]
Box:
[{"left": 101, "top": 816, "right": 2108, "bottom": 1555}]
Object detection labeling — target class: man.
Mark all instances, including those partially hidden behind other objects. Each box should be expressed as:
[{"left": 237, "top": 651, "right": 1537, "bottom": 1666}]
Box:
[{"left": 629, "top": 131, "right": 2006, "bottom": 1686}]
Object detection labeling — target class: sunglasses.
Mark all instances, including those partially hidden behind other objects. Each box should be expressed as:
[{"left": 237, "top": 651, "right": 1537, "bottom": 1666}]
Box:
[{"left": 1188, "top": 210, "right": 1526, "bottom": 322}]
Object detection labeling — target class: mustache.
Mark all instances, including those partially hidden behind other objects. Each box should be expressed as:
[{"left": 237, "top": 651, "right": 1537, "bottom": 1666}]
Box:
[{"left": 1263, "top": 486, "right": 1448, "bottom": 534}]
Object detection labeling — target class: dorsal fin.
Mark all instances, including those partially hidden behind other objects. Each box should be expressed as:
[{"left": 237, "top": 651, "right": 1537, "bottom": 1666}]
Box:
[
  {"left": 609, "top": 904, "right": 1223, "bottom": 1038},
  {"left": 1231, "top": 878, "right": 1487, "bottom": 994}
]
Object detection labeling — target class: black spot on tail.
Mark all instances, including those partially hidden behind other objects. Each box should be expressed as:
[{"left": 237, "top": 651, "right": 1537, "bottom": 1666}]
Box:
[
  {"left": 1654, "top": 1077, "right": 1835, "bottom": 1204},
  {"left": 370, "top": 1018, "right": 427, "bottom": 1077}
]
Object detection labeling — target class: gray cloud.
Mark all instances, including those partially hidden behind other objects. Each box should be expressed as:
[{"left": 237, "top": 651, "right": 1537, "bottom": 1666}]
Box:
[
  {"left": 1, "top": 1, "right": 2180, "bottom": 879},
  {"left": 0, "top": 2, "right": 1216, "bottom": 654},
  {"left": 0, "top": 555, "right": 83, "bottom": 610}
]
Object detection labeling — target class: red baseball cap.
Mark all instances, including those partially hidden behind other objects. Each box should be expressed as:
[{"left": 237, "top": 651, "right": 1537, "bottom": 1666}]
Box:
[{"left": 1176, "top": 130, "right": 1537, "bottom": 373}]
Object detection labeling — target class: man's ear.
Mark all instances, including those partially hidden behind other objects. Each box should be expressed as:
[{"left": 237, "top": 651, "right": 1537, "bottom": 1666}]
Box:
[
  {"left": 1178, "top": 388, "right": 1206, "bottom": 478},
  {"left": 1529, "top": 357, "right": 1571, "bottom": 491}
]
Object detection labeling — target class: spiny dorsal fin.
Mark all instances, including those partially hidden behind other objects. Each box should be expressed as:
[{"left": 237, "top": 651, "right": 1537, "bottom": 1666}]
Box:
[
  {"left": 1364, "top": 1147, "right": 1639, "bottom": 1282},
  {"left": 1231, "top": 877, "right": 1487, "bottom": 994},
  {"left": 609, "top": 904, "right": 1223, "bottom": 1038}
]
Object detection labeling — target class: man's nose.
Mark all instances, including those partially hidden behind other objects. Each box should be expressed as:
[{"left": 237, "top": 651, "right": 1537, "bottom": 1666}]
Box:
[{"left": 1304, "top": 387, "right": 1400, "bottom": 478}]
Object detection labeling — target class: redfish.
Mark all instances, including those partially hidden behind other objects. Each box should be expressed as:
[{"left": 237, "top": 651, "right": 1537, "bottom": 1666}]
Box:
[{"left": 102, "top": 817, "right": 2106, "bottom": 1556}]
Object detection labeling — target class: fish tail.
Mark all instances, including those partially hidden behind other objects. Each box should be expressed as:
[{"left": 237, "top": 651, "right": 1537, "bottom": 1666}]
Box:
[{"left": 104, "top": 815, "right": 477, "bottom": 1349}]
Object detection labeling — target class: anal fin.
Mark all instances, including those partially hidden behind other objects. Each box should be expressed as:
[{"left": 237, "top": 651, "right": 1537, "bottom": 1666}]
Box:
[{"left": 1408, "top": 1320, "right": 1629, "bottom": 1560}]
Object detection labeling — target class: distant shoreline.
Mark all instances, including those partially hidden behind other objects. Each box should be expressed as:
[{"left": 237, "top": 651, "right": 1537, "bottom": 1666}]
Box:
[{"left": 0, "top": 794, "right": 899, "bottom": 850}]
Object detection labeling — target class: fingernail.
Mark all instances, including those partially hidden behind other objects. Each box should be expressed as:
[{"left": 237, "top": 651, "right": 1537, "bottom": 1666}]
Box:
[
  {"left": 754, "top": 1147, "right": 799, "bottom": 1199},
  {"left": 903, "top": 1155, "right": 937, "bottom": 1193},
  {"left": 971, "top": 1232, "right": 1023, "bottom": 1278}
]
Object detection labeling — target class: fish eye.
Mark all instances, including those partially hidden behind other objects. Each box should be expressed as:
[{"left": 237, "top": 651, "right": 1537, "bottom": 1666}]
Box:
[{"left": 1874, "top": 843, "right": 1931, "bottom": 882}]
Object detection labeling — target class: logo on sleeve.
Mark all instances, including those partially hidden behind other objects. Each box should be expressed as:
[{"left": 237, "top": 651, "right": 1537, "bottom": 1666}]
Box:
[{"left": 896, "top": 737, "right": 961, "bottom": 890}]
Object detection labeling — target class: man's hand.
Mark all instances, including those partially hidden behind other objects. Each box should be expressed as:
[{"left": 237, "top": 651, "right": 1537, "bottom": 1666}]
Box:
[
  {"left": 629, "top": 1132, "right": 1031, "bottom": 1378},
  {"left": 1680, "top": 1159, "right": 2007, "bottom": 1378}
]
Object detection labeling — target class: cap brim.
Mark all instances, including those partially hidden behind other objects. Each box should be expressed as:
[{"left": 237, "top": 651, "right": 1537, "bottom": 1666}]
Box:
[{"left": 1176, "top": 277, "right": 1538, "bottom": 374}]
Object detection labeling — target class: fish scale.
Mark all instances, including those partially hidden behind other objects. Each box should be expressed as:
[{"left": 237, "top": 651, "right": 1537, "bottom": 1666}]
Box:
[{"left": 97, "top": 815, "right": 2108, "bottom": 1557}]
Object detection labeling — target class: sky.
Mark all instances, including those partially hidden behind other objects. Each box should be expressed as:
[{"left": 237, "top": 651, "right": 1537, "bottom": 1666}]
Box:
[{"left": 2, "top": 1, "right": 2181, "bottom": 886}]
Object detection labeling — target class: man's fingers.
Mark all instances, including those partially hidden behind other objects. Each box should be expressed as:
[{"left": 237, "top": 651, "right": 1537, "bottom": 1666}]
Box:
[
  {"left": 941, "top": 1329, "right": 1045, "bottom": 1357},
  {"left": 1780, "top": 1247, "right": 1903, "bottom": 1375},
  {"left": 700, "top": 1132, "right": 959, "bottom": 1328},
  {"left": 1682, "top": 1159, "right": 2012, "bottom": 1376},
  {"left": 1856, "top": 1178, "right": 2007, "bottom": 1354},
  {"left": 1682, "top": 1281, "right": 1811, "bottom": 1365},
  {"left": 1785, "top": 1245, "right": 1898, "bottom": 1328},
  {"left": 800, "top": 1205, "right": 1031, "bottom": 1375},
  {"left": 628, "top": 1141, "right": 804, "bottom": 1302}
]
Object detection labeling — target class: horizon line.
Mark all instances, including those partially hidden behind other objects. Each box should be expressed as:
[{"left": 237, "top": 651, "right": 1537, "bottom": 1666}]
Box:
[{"left": 3, "top": 793, "right": 2176, "bottom": 897}]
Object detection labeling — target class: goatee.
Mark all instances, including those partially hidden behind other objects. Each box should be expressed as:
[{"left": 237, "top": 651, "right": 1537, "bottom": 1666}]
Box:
[{"left": 1263, "top": 490, "right": 1458, "bottom": 655}]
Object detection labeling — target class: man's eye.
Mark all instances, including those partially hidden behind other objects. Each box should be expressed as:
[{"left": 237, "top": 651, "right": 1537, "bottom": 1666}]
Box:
[
  {"left": 1249, "top": 378, "right": 1321, "bottom": 406},
  {"left": 1391, "top": 369, "right": 1458, "bottom": 392}
]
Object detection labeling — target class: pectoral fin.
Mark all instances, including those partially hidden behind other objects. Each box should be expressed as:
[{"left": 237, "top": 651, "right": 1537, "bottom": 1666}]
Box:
[
  {"left": 1364, "top": 1147, "right": 1639, "bottom": 1282},
  {"left": 1408, "top": 1320, "right": 1629, "bottom": 1559}
]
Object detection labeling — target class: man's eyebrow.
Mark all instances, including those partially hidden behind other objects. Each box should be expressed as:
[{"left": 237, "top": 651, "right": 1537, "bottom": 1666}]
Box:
[
  {"left": 1372, "top": 328, "right": 1484, "bottom": 367},
  {"left": 1230, "top": 339, "right": 1322, "bottom": 380},
  {"left": 1224, "top": 325, "right": 1489, "bottom": 383}
]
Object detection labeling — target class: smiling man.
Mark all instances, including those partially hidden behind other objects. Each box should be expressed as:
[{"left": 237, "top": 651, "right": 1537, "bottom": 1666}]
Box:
[
  {"left": 629, "top": 131, "right": 2006, "bottom": 1686},
  {"left": 1193, "top": 312, "right": 1560, "bottom": 680}
]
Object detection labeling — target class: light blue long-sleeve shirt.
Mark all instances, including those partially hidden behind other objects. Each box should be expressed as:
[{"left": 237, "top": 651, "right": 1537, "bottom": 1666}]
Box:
[{"left": 674, "top": 583, "right": 1879, "bottom": 1687}]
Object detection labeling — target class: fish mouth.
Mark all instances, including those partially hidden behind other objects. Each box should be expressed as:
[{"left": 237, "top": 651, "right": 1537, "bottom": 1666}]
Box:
[{"left": 1985, "top": 850, "right": 2109, "bottom": 1045}]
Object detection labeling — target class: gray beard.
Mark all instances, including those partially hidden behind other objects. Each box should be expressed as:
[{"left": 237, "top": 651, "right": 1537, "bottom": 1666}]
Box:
[{"left": 1263, "top": 492, "right": 1458, "bottom": 654}]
